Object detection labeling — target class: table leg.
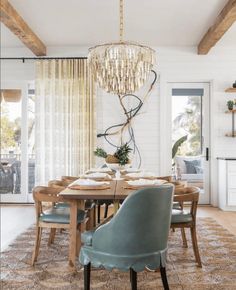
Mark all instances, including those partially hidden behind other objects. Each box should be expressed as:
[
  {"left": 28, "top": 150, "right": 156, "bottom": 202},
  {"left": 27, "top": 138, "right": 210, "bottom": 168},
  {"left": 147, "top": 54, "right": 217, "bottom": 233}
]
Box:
[
  {"left": 113, "top": 200, "right": 120, "bottom": 214},
  {"left": 69, "top": 200, "right": 78, "bottom": 268}
]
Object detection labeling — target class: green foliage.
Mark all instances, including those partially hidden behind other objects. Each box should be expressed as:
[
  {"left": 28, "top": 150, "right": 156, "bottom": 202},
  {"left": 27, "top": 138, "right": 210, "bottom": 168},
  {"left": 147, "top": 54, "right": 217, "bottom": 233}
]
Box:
[
  {"left": 227, "top": 100, "right": 234, "bottom": 110},
  {"left": 173, "top": 96, "right": 201, "bottom": 156},
  {"left": 1, "top": 116, "right": 15, "bottom": 149},
  {"left": 94, "top": 143, "right": 132, "bottom": 165},
  {"left": 94, "top": 148, "right": 108, "bottom": 158},
  {"left": 114, "top": 143, "right": 132, "bottom": 165},
  {"left": 172, "top": 135, "right": 188, "bottom": 159}
]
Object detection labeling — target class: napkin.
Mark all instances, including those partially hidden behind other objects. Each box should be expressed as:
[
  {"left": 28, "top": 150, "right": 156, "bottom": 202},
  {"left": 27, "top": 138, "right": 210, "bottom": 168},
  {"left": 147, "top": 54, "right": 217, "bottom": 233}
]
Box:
[
  {"left": 127, "top": 179, "right": 165, "bottom": 186},
  {"left": 126, "top": 171, "right": 156, "bottom": 178},
  {"left": 120, "top": 168, "right": 141, "bottom": 174},
  {"left": 85, "top": 167, "right": 113, "bottom": 174},
  {"left": 69, "top": 178, "right": 109, "bottom": 187},
  {"left": 81, "top": 172, "right": 112, "bottom": 179}
]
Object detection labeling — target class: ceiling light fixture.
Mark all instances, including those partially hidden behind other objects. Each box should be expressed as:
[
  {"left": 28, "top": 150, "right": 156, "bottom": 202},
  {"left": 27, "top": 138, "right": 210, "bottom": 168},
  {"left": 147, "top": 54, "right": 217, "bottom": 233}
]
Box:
[{"left": 88, "top": 0, "right": 156, "bottom": 95}]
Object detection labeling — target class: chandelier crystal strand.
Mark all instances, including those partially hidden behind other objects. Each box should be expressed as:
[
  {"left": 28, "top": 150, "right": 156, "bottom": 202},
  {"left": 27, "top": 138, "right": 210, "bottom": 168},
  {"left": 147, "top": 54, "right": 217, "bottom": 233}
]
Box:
[{"left": 88, "top": 0, "right": 156, "bottom": 95}]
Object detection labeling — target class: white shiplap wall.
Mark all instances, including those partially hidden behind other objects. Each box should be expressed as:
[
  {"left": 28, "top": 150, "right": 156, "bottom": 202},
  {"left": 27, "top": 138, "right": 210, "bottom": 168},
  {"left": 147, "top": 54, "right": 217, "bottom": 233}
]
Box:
[{"left": 2, "top": 45, "right": 236, "bottom": 206}]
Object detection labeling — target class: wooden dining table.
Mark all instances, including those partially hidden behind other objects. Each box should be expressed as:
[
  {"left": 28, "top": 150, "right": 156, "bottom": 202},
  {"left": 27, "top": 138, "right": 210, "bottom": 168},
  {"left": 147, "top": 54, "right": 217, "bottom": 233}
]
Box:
[{"left": 59, "top": 179, "right": 144, "bottom": 268}]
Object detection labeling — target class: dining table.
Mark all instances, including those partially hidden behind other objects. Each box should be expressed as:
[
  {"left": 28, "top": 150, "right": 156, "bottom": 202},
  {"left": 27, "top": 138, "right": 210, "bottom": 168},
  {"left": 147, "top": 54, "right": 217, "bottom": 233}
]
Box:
[{"left": 59, "top": 178, "right": 160, "bottom": 268}]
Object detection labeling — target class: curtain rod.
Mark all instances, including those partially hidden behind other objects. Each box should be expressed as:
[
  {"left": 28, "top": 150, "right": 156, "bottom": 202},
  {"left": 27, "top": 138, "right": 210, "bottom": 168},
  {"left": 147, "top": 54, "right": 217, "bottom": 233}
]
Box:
[{"left": 0, "top": 57, "right": 87, "bottom": 62}]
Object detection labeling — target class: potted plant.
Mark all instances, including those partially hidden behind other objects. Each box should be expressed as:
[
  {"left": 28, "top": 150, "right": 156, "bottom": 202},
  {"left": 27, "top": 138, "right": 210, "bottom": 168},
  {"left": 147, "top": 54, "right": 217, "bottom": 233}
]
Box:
[
  {"left": 94, "top": 143, "right": 132, "bottom": 168},
  {"left": 227, "top": 100, "right": 234, "bottom": 111}
]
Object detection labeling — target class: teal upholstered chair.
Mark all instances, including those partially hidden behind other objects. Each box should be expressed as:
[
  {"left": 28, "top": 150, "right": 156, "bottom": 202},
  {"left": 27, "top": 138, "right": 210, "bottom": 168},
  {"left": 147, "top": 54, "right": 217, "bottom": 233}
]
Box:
[
  {"left": 31, "top": 186, "right": 87, "bottom": 265},
  {"left": 79, "top": 185, "right": 174, "bottom": 290}
]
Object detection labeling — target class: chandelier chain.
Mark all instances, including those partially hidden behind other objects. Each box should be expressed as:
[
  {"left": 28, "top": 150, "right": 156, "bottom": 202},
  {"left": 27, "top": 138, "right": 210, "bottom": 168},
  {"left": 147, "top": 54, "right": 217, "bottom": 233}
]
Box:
[{"left": 119, "top": 0, "right": 124, "bottom": 42}]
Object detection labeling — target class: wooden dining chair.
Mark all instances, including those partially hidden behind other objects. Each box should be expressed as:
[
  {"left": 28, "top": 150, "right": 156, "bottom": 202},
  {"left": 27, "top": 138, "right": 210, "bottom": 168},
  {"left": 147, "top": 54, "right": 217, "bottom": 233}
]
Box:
[
  {"left": 61, "top": 175, "right": 112, "bottom": 225},
  {"left": 31, "top": 186, "right": 87, "bottom": 266},
  {"left": 171, "top": 186, "right": 202, "bottom": 267},
  {"left": 48, "top": 179, "right": 96, "bottom": 230}
]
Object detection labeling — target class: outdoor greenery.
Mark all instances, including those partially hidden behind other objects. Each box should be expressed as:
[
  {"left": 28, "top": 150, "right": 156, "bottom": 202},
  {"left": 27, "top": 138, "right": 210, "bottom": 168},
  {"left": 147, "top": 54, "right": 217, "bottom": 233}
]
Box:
[
  {"left": 1, "top": 95, "right": 35, "bottom": 155},
  {"left": 172, "top": 96, "right": 201, "bottom": 156},
  {"left": 0, "top": 106, "right": 21, "bottom": 151}
]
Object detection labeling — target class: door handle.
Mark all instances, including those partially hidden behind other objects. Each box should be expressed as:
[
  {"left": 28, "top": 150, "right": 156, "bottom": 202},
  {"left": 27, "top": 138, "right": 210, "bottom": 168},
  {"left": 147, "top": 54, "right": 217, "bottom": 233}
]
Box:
[{"left": 206, "top": 147, "right": 209, "bottom": 161}]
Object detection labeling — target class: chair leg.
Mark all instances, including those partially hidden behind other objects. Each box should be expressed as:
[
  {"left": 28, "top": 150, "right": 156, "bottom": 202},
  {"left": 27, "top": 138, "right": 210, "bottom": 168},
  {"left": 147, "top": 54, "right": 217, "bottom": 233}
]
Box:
[
  {"left": 48, "top": 228, "right": 56, "bottom": 246},
  {"left": 76, "top": 228, "right": 81, "bottom": 257},
  {"left": 87, "top": 208, "right": 95, "bottom": 230},
  {"left": 190, "top": 227, "right": 202, "bottom": 267},
  {"left": 84, "top": 263, "right": 91, "bottom": 290},
  {"left": 130, "top": 268, "right": 137, "bottom": 290},
  {"left": 93, "top": 206, "right": 96, "bottom": 227},
  {"left": 160, "top": 266, "right": 169, "bottom": 290},
  {"left": 104, "top": 204, "right": 109, "bottom": 219},
  {"left": 97, "top": 205, "right": 101, "bottom": 224},
  {"left": 181, "top": 228, "right": 188, "bottom": 248},
  {"left": 31, "top": 227, "right": 42, "bottom": 266}
]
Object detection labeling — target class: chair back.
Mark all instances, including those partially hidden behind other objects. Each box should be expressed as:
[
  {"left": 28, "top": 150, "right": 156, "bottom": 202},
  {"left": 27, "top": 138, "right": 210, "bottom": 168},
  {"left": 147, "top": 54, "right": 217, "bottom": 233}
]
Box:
[
  {"left": 174, "top": 186, "right": 200, "bottom": 224},
  {"left": 61, "top": 176, "right": 78, "bottom": 183},
  {"left": 32, "top": 186, "right": 64, "bottom": 221},
  {"left": 48, "top": 179, "right": 68, "bottom": 189},
  {"left": 93, "top": 185, "right": 174, "bottom": 255}
]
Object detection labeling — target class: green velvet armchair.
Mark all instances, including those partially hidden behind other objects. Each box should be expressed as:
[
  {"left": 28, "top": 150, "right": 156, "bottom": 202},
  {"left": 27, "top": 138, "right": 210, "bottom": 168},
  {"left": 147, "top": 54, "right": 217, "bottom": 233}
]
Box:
[{"left": 79, "top": 185, "right": 174, "bottom": 290}]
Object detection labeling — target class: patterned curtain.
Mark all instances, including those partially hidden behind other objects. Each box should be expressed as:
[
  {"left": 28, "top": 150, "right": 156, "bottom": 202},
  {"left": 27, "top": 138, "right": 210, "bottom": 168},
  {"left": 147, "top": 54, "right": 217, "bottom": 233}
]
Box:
[{"left": 35, "top": 59, "right": 96, "bottom": 185}]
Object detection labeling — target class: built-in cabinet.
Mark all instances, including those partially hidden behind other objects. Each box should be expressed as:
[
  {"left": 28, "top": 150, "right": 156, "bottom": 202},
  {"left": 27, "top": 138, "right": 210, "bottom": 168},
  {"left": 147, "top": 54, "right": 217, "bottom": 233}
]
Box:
[{"left": 218, "top": 158, "right": 236, "bottom": 211}]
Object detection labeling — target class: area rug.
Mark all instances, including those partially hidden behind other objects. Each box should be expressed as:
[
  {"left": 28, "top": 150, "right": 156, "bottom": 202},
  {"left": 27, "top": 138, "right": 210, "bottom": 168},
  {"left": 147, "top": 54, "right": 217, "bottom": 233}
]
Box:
[{"left": 1, "top": 217, "right": 236, "bottom": 290}]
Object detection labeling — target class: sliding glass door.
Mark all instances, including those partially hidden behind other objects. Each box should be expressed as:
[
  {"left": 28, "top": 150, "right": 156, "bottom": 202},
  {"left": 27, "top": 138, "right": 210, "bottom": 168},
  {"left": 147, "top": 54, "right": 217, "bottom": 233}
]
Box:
[{"left": 0, "top": 81, "right": 35, "bottom": 203}]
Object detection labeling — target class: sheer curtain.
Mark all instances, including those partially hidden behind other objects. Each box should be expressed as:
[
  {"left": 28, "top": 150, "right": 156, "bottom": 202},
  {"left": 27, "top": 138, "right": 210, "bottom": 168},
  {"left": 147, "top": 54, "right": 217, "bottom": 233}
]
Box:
[{"left": 35, "top": 59, "right": 96, "bottom": 185}]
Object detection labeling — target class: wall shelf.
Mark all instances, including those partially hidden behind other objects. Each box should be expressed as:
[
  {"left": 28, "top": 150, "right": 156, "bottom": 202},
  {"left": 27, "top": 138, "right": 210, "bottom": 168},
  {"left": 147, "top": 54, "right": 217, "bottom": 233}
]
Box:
[
  {"left": 225, "top": 132, "right": 236, "bottom": 137},
  {"left": 225, "top": 109, "right": 236, "bottom": 113},
  {"left": 225, "top": 88, "right": 236, "bottom": 93}
]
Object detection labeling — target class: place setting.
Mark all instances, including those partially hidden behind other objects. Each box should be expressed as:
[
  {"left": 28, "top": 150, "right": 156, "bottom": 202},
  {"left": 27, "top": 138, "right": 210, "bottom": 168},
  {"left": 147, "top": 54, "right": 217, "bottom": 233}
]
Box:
[
  {"left": 79, "top": 172, "right": 113, "bottom": 181},
  {"left": 68, "top": 178, "right": 111, "bottom": 190},
  {"left": 123, "top": 178, "right": 168, "bottom": 189},
  {"left": 123, "top": 171, "right": 160, "bottom": 180}
]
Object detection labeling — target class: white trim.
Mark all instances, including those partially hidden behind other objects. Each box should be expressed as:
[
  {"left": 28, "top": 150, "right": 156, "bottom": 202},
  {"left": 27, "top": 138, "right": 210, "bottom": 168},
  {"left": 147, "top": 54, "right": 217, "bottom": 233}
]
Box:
[{"left": 160, "top": 79, "right": 212, "bottom": 204}]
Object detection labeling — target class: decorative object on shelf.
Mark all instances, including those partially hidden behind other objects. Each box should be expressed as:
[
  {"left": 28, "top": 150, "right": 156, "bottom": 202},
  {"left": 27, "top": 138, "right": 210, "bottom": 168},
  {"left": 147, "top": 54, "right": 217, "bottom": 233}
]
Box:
[
  {"left": 225, "top": 109, "right": 236, "bottom": 138},
  {"left": 232, "top": 81, "right": 236, "bottom": 88},
  {"left": 227, "top": 100, "right": 234, "bottom": 110},
  {"left": 88, "top": 0, "right": 155, "bottom": 95},
  {"left": 94, "top": 143, "right": 132, "bottom": 166}
]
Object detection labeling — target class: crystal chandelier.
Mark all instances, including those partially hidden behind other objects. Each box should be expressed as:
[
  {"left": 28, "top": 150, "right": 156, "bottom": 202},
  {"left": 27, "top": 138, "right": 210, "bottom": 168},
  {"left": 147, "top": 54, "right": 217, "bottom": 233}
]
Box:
[{"left": 88, "top": 0, "right": 156, "bottom": 95}]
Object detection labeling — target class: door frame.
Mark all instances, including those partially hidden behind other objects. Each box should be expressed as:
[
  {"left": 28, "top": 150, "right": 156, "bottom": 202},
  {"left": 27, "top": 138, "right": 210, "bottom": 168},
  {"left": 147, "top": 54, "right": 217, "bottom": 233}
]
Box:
[
  {"left": 159, "top": 79, "right": 211, "bottom": 204},
  {"left": 0, "top": 81, "right": 29, "bottom": 203}
]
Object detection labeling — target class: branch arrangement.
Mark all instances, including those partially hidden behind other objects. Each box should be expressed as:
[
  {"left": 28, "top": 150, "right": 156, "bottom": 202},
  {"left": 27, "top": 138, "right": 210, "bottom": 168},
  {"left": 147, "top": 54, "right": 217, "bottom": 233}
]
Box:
[{"left": 97, "top": 70, "right": 158, "bottom": 167}]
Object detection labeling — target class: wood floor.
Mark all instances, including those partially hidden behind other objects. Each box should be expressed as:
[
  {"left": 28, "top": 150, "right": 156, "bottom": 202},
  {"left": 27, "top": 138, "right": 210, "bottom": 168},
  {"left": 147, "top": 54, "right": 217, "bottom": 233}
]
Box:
[
  {"left": 0, "top": 205, "right": 35, "bottom": 251},
  {"left": 1, "top": 205, "right": 236, "bottom": 252}
]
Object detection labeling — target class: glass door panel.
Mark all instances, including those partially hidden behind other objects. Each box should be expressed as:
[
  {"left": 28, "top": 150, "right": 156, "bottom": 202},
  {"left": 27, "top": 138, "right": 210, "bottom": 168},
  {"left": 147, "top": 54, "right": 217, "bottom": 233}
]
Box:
[
  {"left": 0, "top": 82, "right": 29, "bottom": 202},
  {"left": 171, "top": 84, "right": 210, "bottom": 204}
]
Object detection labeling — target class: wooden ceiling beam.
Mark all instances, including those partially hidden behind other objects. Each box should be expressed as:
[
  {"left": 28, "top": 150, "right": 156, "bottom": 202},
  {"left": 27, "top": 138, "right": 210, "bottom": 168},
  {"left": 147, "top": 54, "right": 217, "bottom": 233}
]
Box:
[
  {"left": 198, "top": 0, "right": 236, "bottom": 55},
  {"left": 0, "top": 0, "right": 46, "bottom": 56}
]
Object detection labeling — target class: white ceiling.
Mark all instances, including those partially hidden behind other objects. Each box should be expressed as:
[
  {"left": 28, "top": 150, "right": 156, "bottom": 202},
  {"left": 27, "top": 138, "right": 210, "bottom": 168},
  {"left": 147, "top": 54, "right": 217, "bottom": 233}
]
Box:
[{"left": 1, "top": 0, "right": 235, "bottom": 49}]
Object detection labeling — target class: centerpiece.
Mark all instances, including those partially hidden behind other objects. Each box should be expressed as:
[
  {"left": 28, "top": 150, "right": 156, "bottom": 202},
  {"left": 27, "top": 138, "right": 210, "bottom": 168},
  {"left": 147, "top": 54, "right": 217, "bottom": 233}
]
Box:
[{"left": 94, "top": 143, "right": 132, "bottom": 173}]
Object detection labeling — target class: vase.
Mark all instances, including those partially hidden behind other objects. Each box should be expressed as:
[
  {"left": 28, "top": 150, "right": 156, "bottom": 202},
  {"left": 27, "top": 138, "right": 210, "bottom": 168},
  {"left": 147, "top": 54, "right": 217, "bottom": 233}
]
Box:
[{"left": 233, "top": 81, "right": 236, "bottom": 88}]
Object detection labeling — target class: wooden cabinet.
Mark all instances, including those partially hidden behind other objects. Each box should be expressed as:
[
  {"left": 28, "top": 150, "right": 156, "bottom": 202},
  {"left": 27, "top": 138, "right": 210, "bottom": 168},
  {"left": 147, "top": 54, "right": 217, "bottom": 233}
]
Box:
[{"left": 218, "top": 158, "right": 236, "bottom": 211}]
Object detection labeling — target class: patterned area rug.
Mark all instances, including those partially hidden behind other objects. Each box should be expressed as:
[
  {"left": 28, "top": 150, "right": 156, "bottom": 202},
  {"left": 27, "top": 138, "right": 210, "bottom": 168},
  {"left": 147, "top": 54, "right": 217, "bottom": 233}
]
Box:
[{"left": 1, "top": 217, "right": 236, "bottom": 290}]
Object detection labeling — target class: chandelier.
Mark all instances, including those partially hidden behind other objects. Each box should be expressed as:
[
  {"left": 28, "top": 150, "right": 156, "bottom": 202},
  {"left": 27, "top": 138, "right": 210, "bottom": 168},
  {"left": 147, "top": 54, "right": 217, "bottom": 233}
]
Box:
[{"left": 88, "top": 0, "right": 156, "bottom": 95}]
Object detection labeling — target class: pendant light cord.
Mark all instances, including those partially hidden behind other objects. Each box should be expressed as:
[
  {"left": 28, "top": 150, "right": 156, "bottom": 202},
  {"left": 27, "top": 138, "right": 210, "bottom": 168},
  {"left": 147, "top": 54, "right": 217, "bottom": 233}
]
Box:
[{"left": 119, "top": 0, "right": 124, "bottom": 42}]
